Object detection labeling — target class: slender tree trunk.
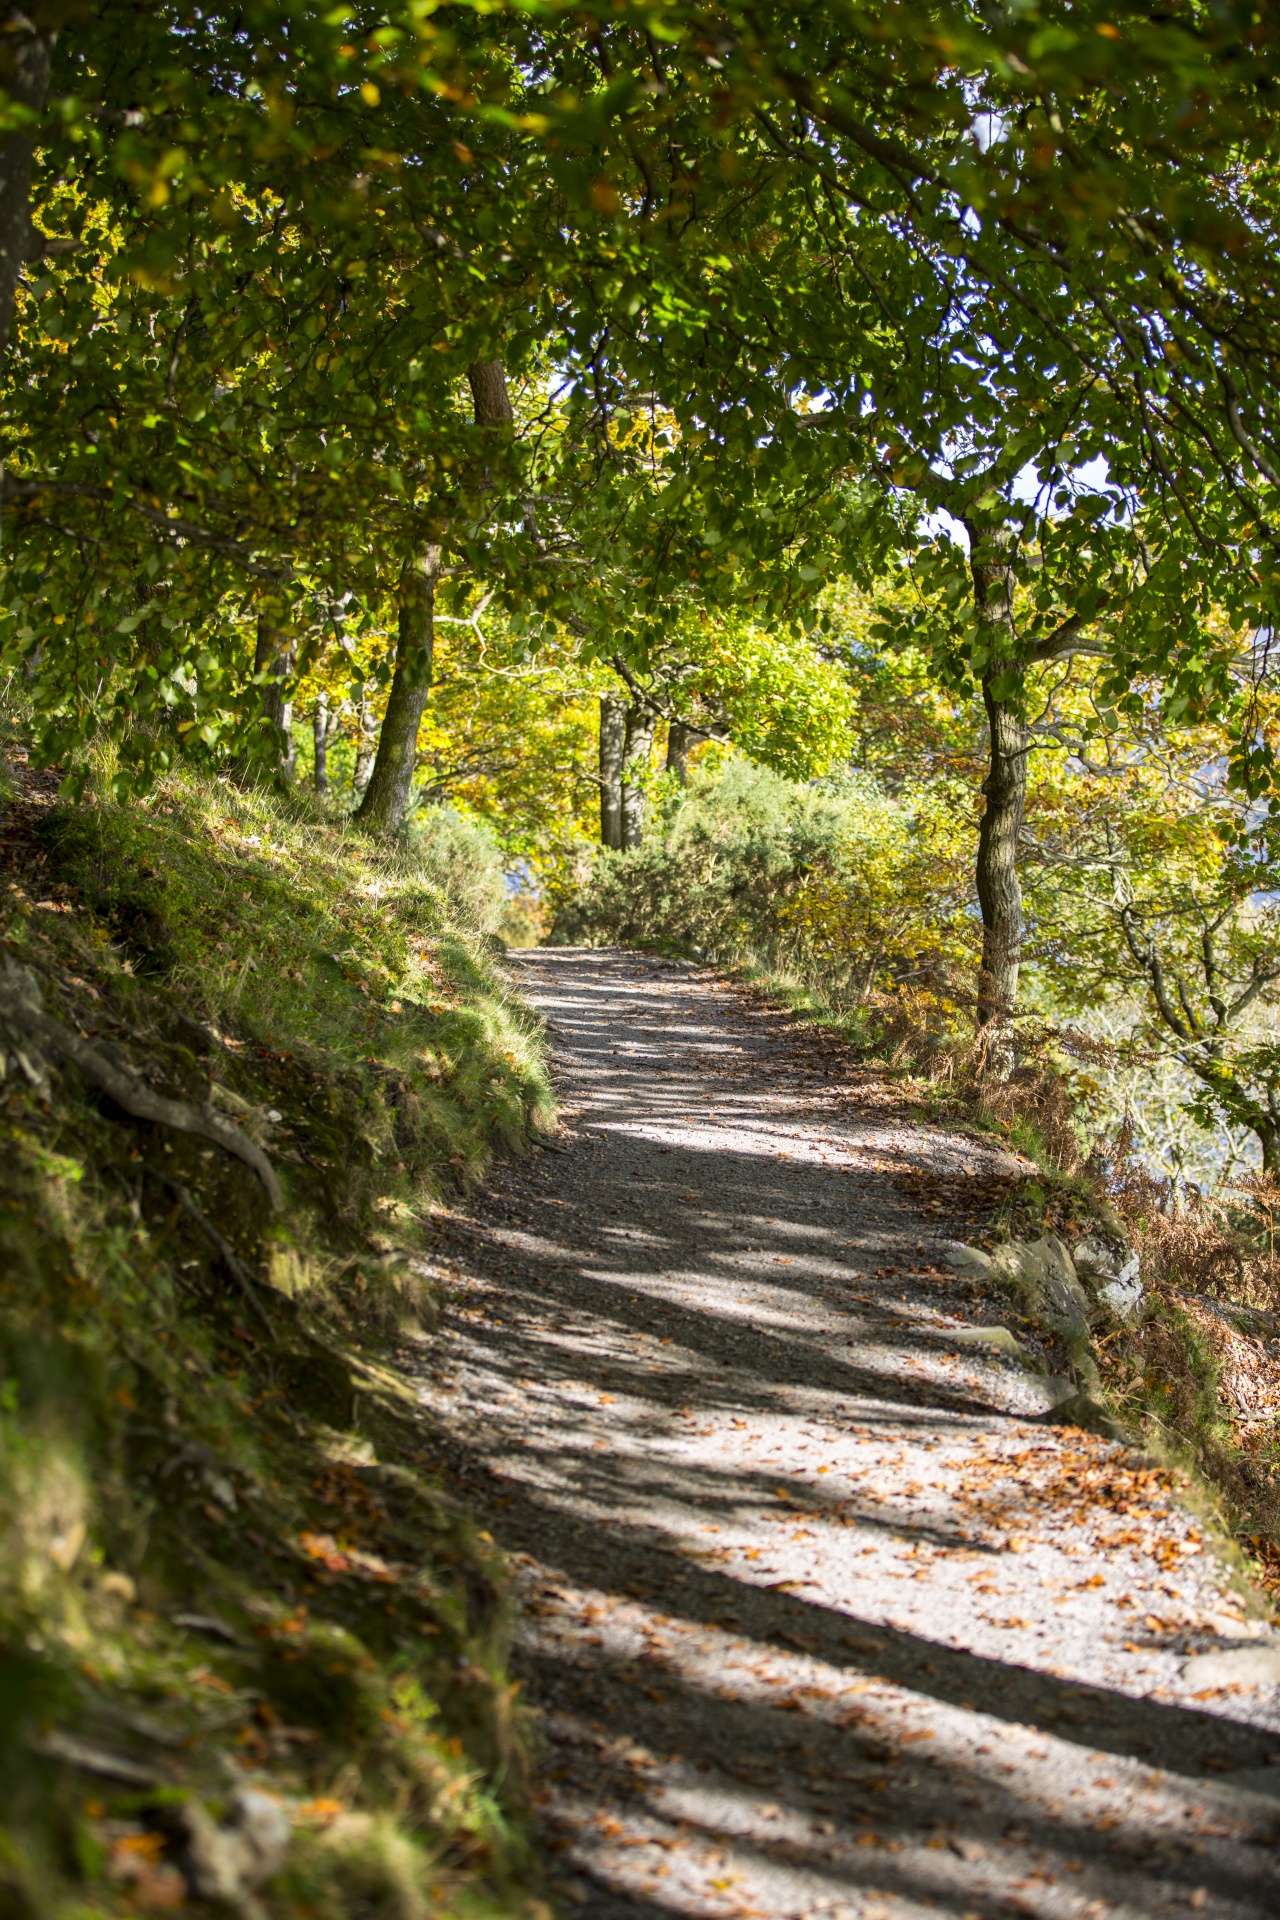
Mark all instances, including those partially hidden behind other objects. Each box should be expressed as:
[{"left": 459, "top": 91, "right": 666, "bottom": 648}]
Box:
[
  {"left": 0, "top": 11, "right": 53, "bottom": 371},
  {"left": 599, "top": 696, "right": 625, "bottom": 849},
  {"left": 355, "top": 360, "right": 510, "bottom": 835},
  {"left": 355, "top": 550, "right": 440, "bottom": 832},
  {"left": 666, "top": 720, "right": 695, "bottom": 785},
  {"left": 621, "top": 704, "right": 656, "bottom": 849},
  {"left": 313, "top": 694, "right": 330, "bottom": 795},
  {"left": 353, "top": 689, "right": 376, "bottom": 795},
  {"left": 976, "top": 680, "right": 1028, "bottom": 1071},
  {"left": 966, "top": 519, "right": 1025, "bottom": 1078},
  {"left": 254, "top": 619, "right": 297, "bottom": 785}
]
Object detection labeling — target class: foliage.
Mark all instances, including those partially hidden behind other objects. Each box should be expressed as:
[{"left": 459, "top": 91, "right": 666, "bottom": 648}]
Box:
[
  {"left": 1017, "top": 704, "right": 1280, "bottom": 1172},
  {"left": 412, "top": 628, "right": 606, "bottom": 862},
  {"left": 0, "top": 752, "right": 552, "bottom": 1917},
  {"left": 14, "top": 4, "right": 1276, "bottom": 791},
  {"left": 550, "top": 752, "right": 976, "bottom": 1025}
]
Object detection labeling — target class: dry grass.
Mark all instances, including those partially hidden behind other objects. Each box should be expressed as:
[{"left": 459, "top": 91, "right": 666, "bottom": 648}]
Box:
[{"left": 1088, "top": 1131, "right": 1280, "bottom": 1602}]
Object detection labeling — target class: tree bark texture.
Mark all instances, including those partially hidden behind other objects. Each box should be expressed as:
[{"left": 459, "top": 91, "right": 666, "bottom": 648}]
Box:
[
  {"left": 467, "top": 358, "right": 514, "bottom": 429},
  {"left": 0, "top": 10, "right": 53, "bottom": 371},
  {"left": 353, "top": 688, "right": 376, "bottom": 794},
  {"left": 254, "top": 620, "right": 297, "bottom": 785},
  {"left": 355, "top": 550, "right": 440, "bottom": 832},
  {"left": 666, "top": 720, "right": 695, "bottom": 785},
  {"left": 599, "top": 696, "right": 625, "bottom": 849},
  {"left": 967, "top": 520, "right": 1026, "bottom": 1077},
  {"left": 312, "top": 694, "right": 330, "bottom": 795},
  {"left": 621, "top": 704, "right": 656, "bottom": 849}
]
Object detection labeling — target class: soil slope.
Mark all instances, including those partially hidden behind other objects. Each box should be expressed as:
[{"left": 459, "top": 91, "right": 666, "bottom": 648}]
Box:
[{"left": 412, "top": 948, "right": 1280, "bottom": 1920}]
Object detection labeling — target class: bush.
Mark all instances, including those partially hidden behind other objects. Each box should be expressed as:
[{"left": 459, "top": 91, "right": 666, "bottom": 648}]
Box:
[
  {"left": 408, "top": 802, "right": 508, "bottom": 936},
  {"left": 550, "top": 754, "right": 975, "bottom": 1036}
]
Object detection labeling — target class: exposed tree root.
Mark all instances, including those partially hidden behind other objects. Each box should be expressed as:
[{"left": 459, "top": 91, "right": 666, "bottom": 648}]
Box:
[{"left": 0, "top": 953, "right": 283, "bottom": 1208}]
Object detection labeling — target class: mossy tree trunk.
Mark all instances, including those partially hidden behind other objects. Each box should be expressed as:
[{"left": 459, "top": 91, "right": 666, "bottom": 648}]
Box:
[
  {"left": 353, "top": 688, "right": 376, "bottom": 795},
  {"left": 313, "top": 694, "right": 331, "bottom": 795},
  {"left": 356, "top": 359, "right": 514, "bottom": 835},
  {"left": 620, "top": 704, "right": 656, "bottom": 849},
  {"left": 666, "top": 720, "right": 695, "bottom": 786},
  {"left": 254, "top": 620, "right": 297, "bottom": 786},
  {"left": 966, "top": 518, "right": 1026, "bottom": 1080},
  {"left": 599, "top": 696, "right": 625, "bottom": 848},
  {"left": 354, "top": 553, "right": 439, "bottom": 832}
]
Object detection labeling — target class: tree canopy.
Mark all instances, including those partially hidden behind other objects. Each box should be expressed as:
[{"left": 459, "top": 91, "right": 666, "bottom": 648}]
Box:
[{"left": 4, "top": 0, "right": 1280, "bottom": 1091}]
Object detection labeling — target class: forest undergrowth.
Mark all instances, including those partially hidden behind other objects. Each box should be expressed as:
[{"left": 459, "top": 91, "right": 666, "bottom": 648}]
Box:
[
  {"left": 556, "top": 761, "right": 1280, "bottom": 1612},
  {"left": 0, "top": 745, "right": 554, "bottom": 1920}
]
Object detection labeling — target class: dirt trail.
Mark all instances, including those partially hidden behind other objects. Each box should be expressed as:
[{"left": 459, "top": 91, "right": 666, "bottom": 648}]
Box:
[{"left": 411, "top": 949, "right": 1280, "bottom": 1919}]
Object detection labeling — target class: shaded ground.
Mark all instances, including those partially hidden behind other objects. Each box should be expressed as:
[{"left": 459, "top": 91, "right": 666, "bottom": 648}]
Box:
[{"left": 409, "top": 949, "right": 1280, "bottom": 1920}]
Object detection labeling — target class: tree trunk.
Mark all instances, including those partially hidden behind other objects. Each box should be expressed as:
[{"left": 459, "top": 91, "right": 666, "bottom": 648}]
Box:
[
  {"left": 354, "top": 360, "right": 508, "bottom": 835},
  {"left": 254, "top": 620, "right": 297, "bottom": 785},
  {"left": 599, "top": 696, "right": 625, "bottom": 849},
  {"left": 0, "top": 11, "right": 53, "bottom": 371},
  {"left": 976, "top": 680, "right": 1028, "bottom": 1073},
  {"left": 354, "top": 550, "right": 440, "bottom": 832},
  {"left": 313, "top": 694, "right": 330, "bottom": 795},
  {"left": 353, "top": 688, "right": 376, "bottom": 795},
  {"left": 966, "top": 519, "right": 1025, "bottom": 1078},
  {"left": 621, "top": 704, "right": 656, "bottom": 849},
  {"left": 666, "top": 720, "right": 695, "bottom": 785},
  {"left": 467, "top": 358, "right": 514, "bottom": 430}
]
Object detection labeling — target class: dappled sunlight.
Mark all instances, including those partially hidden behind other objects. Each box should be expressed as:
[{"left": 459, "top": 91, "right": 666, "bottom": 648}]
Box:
[{"left": 411, "top": 950, "right": 1280, "bottom": 1918}]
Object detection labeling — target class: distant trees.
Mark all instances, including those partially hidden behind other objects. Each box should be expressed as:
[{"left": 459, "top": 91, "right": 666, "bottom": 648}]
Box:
[
  {"left": 529, "top": 1, "right": 1280, "bottom": 1066},
  {"left": 5, "top": 0, "right": 1280, "bottom": 1081}
]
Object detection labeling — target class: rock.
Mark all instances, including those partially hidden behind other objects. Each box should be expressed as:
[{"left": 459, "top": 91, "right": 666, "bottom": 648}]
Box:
[
  {"left": 995, "top": 1236, "right": 1092, "bottom": 1345},
  {"left": 943, "top": 1244, "right": 997, "bottom": 1282},
  {"left": 1072, "top": 1233, "right": 1117, "bottom": 1279},
  {"left": 154, "top": 1787, "right": 290, "bottom": 1909},
  {"left": 945, "top": 1234, "right": 1093, "bottom": 1340},
  {"left": 1181, "top": 1646, "right": 1280, "bottom": 1690},
  {"left": 1100, "top": 1270, "right": 1143, "bottom": 1317},
  {"left": 949, "top": 1325, "right": 1026, "bottom": 1358},
  {"left": 1201, "top": 1610, "right": 1256, "bottom": 1639},
  {"left": 1075, "top": 1234, "right": 1143, "bottom": 1317},
  {"left": 1040, "top": 1390, "right": 1128, "bottom": 1440},
  {"left": 1022, "top": 1373, "right": 1080, "bottom": 1412},
  {"left": 945, "top": 1237, "right": 1105, "bottom": 1388}
]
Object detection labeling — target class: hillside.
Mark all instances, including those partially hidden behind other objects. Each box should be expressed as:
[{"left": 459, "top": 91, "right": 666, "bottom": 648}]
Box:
[{"left": 0, "top": 752, "right": 553, "bottom": 1919}]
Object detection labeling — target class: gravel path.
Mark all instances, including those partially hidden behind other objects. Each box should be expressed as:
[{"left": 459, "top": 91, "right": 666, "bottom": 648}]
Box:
[{"left": 411, "top": 949, "right": 1280, "bottom": 1919}]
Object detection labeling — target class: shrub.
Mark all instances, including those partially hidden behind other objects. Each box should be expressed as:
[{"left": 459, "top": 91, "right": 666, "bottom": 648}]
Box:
[
  {"left": 408, "top": 802, "right": 508, "bottom": 936},
  {"left": 550, "top": 754, "right": 975, "bottom": 1026}
]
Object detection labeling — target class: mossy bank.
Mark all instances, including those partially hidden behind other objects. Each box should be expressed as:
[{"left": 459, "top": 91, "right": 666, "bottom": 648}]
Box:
[{"left": 0, "top": 755, "right": 554, "bottom": 1919}]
